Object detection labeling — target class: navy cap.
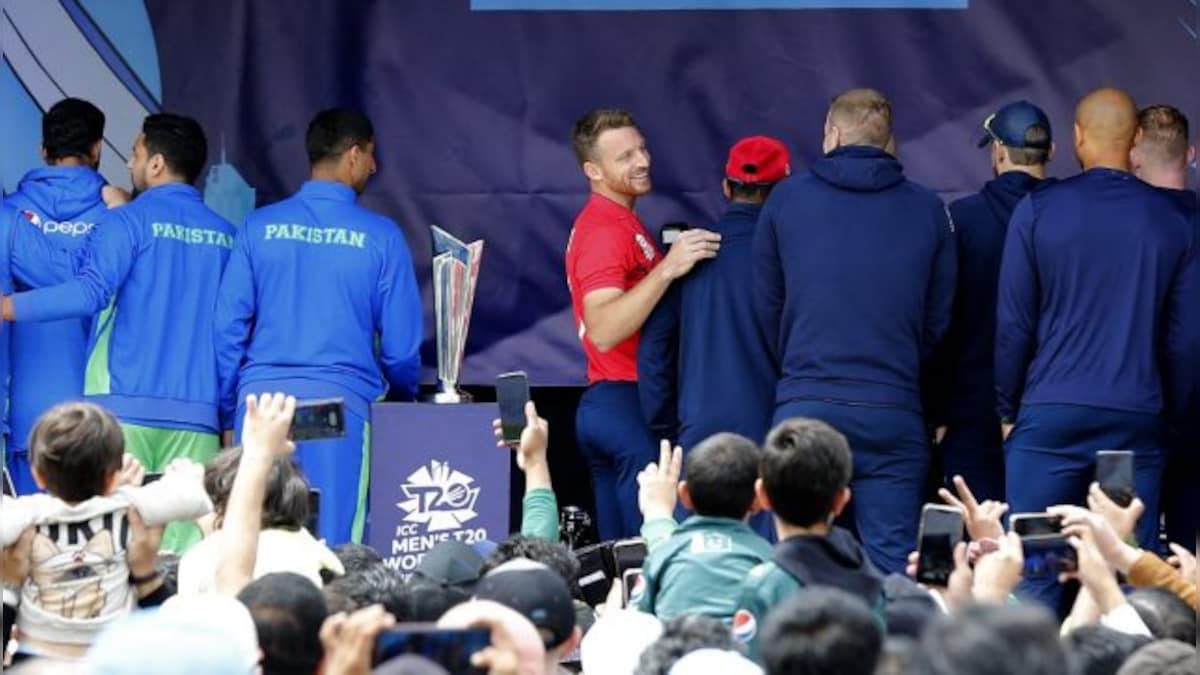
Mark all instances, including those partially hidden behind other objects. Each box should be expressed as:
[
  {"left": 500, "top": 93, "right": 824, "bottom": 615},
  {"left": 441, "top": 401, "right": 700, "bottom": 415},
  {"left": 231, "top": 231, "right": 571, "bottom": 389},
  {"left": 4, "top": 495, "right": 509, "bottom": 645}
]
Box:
[{"left": 977, "top": 100, "right": 1052, "bottom": 149}]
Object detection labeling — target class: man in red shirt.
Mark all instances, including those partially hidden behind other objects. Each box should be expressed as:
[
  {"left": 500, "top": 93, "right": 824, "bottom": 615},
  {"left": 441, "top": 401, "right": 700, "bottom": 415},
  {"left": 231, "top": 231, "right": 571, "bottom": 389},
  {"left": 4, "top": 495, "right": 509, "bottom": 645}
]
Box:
[{"left": 564, "top": 108, "right": 721, "bottom": 540}]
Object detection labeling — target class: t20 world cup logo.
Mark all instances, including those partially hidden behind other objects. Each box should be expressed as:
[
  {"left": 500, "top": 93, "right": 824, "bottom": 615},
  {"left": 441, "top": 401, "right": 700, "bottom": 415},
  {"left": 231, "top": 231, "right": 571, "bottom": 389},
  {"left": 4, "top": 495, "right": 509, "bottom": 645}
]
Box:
[{"left": 397, "top": 460, "right": 481, "bottom": 532}]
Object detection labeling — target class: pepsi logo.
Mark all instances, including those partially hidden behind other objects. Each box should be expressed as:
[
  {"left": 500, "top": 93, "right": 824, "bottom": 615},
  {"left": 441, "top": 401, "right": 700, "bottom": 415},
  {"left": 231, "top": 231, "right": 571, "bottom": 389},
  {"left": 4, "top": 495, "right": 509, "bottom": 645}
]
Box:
[{"left": 732, "top": 608, "right": 757, "bottom": 643}]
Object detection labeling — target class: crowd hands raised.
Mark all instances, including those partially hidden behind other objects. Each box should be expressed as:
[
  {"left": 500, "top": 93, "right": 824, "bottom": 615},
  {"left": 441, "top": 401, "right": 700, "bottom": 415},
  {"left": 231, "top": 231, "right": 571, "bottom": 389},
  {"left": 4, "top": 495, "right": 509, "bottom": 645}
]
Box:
[{"left": 0, "top": 394, "right": 1196, "bottom": 674}]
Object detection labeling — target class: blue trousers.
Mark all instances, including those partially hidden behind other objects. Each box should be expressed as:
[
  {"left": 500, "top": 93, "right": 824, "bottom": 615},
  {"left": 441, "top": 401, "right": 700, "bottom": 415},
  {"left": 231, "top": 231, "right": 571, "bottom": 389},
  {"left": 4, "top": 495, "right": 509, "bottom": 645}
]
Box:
[
  {"left": 774, "top": 400, "right": 930, "bottom": 575},
  {"left": 576, "top": 382, "right": 660, "bottom": 541},
  {"left": 235, "top": 388, "right": 370, "bottom": 547},
  {"left": 1005, "top": 404, "right": 1164, "bottom": 613},
  {"left": 939, "top": 412, "right": 1005, "bottom": 503}
]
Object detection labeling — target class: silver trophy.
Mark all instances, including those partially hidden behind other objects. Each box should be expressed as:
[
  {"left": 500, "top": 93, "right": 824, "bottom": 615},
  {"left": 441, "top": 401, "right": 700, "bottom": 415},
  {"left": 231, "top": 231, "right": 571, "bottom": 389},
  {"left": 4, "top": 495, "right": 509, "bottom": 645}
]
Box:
[{"left": 424, "top": 225, "right": 483, "bottom": 404}]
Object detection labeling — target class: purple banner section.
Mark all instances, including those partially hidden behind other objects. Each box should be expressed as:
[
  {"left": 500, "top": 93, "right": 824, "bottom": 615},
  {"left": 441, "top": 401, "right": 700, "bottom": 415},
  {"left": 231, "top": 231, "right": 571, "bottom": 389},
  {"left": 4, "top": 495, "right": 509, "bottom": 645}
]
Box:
[
  {"left": 367, "top": 403, "right": 510, "bottom": 575},
  {"left": 143, "top": 1, "right": 1199, "bottom": 385}
]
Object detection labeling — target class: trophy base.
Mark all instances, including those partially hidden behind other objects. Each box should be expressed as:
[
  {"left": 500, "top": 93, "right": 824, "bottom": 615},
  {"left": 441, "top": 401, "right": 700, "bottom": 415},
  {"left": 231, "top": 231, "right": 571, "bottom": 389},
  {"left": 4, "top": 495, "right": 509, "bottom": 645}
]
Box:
[{"left": 421, "top": 383, "right": 473, "bottom": 404}]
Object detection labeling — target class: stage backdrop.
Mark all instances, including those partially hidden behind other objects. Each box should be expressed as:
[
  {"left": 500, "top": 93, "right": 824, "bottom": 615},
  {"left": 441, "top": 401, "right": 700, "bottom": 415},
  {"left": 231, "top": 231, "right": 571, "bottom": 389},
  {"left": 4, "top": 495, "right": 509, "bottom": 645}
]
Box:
[{"left": 3, "top": 0, "right": 1197, "bottom": 385}]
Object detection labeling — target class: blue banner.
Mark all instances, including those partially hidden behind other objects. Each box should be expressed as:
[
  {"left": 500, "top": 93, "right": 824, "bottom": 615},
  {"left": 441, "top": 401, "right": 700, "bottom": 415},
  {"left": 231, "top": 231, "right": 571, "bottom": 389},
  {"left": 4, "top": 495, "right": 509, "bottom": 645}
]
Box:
[
  {"left": 4, "top": 1, "right": 1196, "bottom": 385},
  {"left": 367, "top": 403, "right": 510, "bottom": 575}
]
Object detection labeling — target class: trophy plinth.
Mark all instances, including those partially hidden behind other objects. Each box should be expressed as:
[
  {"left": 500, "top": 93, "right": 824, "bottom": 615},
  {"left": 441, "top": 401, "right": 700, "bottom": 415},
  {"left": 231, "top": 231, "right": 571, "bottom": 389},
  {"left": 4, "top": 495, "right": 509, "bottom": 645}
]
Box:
[
  {"left": 424, "top": 225, "right": 482, "bottom": 404},
  {"left": 423, "top": 381, "right": 473, "bottom": 404}
]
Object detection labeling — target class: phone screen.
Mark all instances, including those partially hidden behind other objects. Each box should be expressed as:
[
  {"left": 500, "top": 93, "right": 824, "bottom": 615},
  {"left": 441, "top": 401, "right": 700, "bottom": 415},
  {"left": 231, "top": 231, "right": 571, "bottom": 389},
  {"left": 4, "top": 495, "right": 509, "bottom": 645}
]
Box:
[
  {"left": 1011, "top": 513, "right": 1063, "bottom": 537},
  {"left": 1021, "top": 535, "right": 1078, "bottom": 578},
  {"left": 291, "top": 398, "right": 346, "bottom": 441},
  {"left": 1095, "top": 450, "right": 1135, "bottom": 507},
  {"left": 373, "top": 625, "right": 490, "bottom": 673},
  {"left": 916, "top": 506, "right": 963, "bottom": 586},
  {"left": 141, "top": 472, "right": 164, "bottom": 486},
  {"left": 495, "top": 372, "right": 530, "bottom": 444},
  {"left": 612, "top": 538, "right": 647, "bottom": 577}
]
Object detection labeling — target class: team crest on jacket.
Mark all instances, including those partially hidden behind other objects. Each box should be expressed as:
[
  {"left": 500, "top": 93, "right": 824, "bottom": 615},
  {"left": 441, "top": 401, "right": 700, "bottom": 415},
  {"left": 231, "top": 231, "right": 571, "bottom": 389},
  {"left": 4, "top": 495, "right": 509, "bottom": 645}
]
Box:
[
  {"left": 732, "top": 609, "right": 757, "bottom": 643},
  {"left": 634, "top": 233, "right": 656, "bottom": 263},
  {"left": 19, "top": 210, "right": 41, "bottom": 227}
]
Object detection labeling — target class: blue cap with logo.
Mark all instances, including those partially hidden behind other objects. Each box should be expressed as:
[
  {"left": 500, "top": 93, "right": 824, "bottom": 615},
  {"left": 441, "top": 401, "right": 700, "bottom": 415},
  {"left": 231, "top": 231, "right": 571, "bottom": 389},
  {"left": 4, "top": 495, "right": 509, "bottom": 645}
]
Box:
[{"left": 977, "top": 100, "right": 1052, "bottom": 149}]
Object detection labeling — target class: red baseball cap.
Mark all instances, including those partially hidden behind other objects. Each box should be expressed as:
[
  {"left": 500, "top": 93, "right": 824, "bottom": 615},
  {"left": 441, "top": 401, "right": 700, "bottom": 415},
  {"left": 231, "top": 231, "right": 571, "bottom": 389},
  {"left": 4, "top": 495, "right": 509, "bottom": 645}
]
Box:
[{"left": 725, "top": 136, "right": 791, "bottom": 185}]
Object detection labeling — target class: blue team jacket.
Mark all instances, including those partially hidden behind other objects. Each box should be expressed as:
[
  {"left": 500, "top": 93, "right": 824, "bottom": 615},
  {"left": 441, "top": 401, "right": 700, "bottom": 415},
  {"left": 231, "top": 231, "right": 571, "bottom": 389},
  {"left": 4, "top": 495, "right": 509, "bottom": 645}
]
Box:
[
  {"left": 753, "top": 145, "right": 956, "bottom": 413},
  {"left": 4, "top": 166, "right": 108, "bottom": 449},
  {"left": 995, "top": 168, "right": 1199, "bottom": 421},
  {"left": 11, "top": 183, "right": 236, "bottom": 433},
  {"left": 638, "top": 202, "right": 777, "bottom": 448},
  {"left": 929, "top": 171, "right": 1047, "bottom": 426},
  {"left": 213, "top": 180, "right": 422, "bottom": 428},
  {"left": 0, "top": 206, "right": 15, "bottom": 444}
]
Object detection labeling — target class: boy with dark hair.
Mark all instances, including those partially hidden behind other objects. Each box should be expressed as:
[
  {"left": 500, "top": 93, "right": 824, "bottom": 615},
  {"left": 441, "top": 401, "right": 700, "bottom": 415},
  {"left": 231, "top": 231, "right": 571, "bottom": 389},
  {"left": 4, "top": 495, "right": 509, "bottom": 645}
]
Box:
[
  {"left": 2, "top": 112, "right": 235, "bottom": 553},
  {"left": 634, "top": 433, "right": 771, "bottom": 621},
  {"left": 732, "top": 418, "right": 883, "bottom": 661},
  {"left": 0, "top": 402, "right": 210, "bottom": 659}
]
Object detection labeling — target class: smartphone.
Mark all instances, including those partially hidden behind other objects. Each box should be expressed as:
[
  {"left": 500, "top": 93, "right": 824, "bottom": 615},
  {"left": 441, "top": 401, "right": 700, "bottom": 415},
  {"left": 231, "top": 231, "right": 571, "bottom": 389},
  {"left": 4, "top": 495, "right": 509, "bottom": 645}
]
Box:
[
  {"left": 291, "top": 398, "right": 346, "bottom": 442},
  {"left": 142, "top": 472, "right": 164, "bottom": 486},
  {"left": 1011, "top": 513, "right": 1063, "bottom": 537},
  {"left": 661, "top": 222, "right": 689, "bottom": 247},
  {"left": 495, "top": 371, "right": 530, "bottom": 445},
  {"left": 916, "top": 504, "right": 964, "bottom": 587},
  {"left": 622, "top": 568, "right": 644, "bottom": 607},
  {"left": 2, "top": 468, "right": 15, "bottom": 497},
  {"left": 306, "top": 488, "right": 321, "bottom": 535},
  {"left": 612, "top": 538, "right": 648, "bottom": 578},
  {"left": 1021, "top": 534, "right": 1078, "bottom": 578},
  {"left": 1095, "top": 450, "right": 1135, "bottom": 507},
  {"left": 574, "top": 542, "right": 612, "bottom": 607},
  {"left": 372, "top": 624, "right": 490, "bottom": 673}
]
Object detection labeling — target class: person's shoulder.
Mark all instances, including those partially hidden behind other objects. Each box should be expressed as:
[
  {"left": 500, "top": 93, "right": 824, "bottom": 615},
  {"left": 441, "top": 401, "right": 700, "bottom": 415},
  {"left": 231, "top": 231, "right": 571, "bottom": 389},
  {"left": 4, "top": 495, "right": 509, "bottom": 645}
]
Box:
[
  {"left": 948, "top": 190, "right": 986, "bottom": 215},
  {"left": 896, "top": 178, "right": 947, "bottom": 209}
]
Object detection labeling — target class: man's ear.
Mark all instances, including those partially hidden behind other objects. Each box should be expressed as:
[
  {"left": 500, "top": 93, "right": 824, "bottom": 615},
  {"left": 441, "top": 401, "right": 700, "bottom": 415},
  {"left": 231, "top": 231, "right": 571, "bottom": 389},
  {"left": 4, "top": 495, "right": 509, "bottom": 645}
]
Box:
[
  {"left": 745, "top": 491, "right": 764, "bottom": 517},
  {"left": 754, "top": 478, "right": 773, "bottom": 513},
  {"left": 89, "top": 140, "right": 103, "bottom": 167},
  {"left": 31, "top": 467, "right": 46, "bottom": 491},
  {"left": 558, "top": 626, "right": 584, "bottom": 659},
  {"left": 1188, "top": 145, "right": 1196, "bottom": 167},
  {"left": 583, "top": 159, "right": 604, "bottom": 182},
  {"left": 678, "top": 481, "right": 694, "bottom": 511},
  {"left": 830, "top": 487, "right": 852, "bottom": 518},
  {"left": 722, "top": 179, "right": 732, "bottom": 201}
]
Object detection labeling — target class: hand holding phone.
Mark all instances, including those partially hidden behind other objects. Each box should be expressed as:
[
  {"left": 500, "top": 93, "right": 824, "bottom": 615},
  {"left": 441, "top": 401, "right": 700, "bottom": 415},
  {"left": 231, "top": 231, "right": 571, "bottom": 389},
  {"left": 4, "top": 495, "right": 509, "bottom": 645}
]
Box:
[
  {"left": 916, "top": 504, "right": 964, "bottom": 587},
  {"left": 495, "top": 372, "right": 530, "bottom": 446}
]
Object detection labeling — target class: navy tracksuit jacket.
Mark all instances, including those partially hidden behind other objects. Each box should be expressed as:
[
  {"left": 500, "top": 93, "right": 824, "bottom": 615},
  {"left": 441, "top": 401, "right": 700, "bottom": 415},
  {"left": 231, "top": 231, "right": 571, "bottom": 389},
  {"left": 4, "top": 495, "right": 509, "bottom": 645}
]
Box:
[
  {"left": 996, "top": 168, "right": 1199, "bottom": 612},
  {"left": 753, "top": 145, "right": 956, "bottom": 574}
]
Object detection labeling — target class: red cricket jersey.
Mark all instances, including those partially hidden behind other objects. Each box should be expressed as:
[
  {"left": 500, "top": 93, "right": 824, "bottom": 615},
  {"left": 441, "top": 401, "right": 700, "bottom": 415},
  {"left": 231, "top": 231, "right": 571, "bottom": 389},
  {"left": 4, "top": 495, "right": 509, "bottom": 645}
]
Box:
[{"left": 565, "top": 192, "right": 662, "bottom": 383}]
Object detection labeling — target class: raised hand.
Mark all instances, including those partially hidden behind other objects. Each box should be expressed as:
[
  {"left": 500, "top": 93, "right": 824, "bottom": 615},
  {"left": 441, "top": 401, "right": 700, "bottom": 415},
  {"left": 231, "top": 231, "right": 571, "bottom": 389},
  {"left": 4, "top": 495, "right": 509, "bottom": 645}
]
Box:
[
  {"left": 938, "top": 474, "right": 1007, "bottom": 542},
  {"left": 637, "top": 440, "right": 683, "bottom": 522}
]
